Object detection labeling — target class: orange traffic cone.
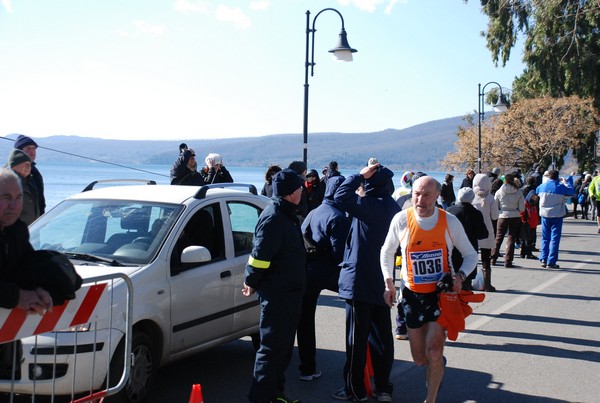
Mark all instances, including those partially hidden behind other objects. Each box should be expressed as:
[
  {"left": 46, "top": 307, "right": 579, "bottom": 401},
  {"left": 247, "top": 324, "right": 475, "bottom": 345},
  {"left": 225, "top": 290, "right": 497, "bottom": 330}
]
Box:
[
  {"left": 189, "top": 383, "right": 204, "bottom": 403},
  {"left": 364, "top": 345, "right": 374, "bottom": 396}
]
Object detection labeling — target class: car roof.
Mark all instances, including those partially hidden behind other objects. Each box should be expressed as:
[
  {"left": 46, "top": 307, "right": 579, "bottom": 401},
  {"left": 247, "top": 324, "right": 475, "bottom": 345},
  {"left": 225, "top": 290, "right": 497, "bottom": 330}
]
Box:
[{"left": 66, "top": 184, "right": 266, "bottom": 205}]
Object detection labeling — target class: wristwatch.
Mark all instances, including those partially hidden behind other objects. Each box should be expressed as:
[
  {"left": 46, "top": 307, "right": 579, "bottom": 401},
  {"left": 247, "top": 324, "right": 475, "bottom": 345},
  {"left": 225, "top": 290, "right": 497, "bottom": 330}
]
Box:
[{"left": 457, "top": 270, "right": 466, "bottom": 281}]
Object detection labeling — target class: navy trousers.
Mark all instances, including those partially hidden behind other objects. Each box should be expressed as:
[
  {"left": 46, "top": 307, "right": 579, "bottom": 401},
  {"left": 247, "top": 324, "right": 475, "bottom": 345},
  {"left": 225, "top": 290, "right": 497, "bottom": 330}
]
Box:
[
  {"left": 343, "top": 299, "right": 394, "bottom": 398},
  {"left": 249, "top": 293, "right": 302, "bottom": 402}
]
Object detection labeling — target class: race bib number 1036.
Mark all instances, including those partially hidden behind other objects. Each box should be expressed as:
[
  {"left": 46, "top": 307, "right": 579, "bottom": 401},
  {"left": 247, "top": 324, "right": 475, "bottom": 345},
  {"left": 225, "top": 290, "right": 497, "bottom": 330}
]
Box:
[{"left": 409, "top": 249, "right": 444, "bottom": 284}]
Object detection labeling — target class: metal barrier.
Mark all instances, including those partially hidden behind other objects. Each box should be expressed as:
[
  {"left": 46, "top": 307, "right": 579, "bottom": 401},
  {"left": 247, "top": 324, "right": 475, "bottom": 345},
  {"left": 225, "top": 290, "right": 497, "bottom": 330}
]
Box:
[{"left": 0, "top": 273, "right": 133, "bottom": 402}]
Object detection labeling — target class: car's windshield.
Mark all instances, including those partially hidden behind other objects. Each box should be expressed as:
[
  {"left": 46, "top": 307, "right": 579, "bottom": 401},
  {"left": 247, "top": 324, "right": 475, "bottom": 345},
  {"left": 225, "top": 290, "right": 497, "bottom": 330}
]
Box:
[{"left": 29, "top": 199, "right": 183, "bottom": 265}]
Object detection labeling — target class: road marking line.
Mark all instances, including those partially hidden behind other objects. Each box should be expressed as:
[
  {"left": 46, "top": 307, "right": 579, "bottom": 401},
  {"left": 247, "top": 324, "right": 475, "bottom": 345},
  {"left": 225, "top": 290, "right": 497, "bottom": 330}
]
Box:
[{"left": 462, "top": 271, "right": 570, "bottom": 338}]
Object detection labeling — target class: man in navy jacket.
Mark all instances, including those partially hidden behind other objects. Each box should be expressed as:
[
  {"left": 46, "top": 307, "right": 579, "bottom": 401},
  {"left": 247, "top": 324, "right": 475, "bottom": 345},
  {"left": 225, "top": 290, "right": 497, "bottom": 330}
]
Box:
[
  {"left": 243, "top": 169, "right": 306, "bottom": 403},
  {"left": 297, "top": 175, "right": 350, "bottom": 381},
  {"left": 332, "top": 161, "right": 400, "bottom": 402}
]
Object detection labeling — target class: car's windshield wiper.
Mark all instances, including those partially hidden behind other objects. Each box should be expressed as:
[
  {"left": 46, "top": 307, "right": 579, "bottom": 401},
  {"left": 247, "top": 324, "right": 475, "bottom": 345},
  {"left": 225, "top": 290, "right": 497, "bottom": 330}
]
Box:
[{"left": 65, "top": 252, "right": 125, "bottom": 266}]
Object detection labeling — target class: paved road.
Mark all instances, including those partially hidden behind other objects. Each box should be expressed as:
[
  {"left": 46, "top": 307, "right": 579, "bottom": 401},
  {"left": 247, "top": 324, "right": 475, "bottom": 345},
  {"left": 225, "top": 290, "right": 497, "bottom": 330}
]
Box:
[{"left": 146, "top": 217, "right": 600, "bottom": 403}]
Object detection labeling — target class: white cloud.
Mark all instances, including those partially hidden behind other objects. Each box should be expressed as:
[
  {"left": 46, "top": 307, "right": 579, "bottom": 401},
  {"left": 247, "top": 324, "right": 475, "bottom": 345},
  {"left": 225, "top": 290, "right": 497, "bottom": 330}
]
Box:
[
  {"left": 1, "top": 0, "right": 12, "bottom": 13},
  {"left": 133, "top": 20, "right": 167, "bottom": 36},
  {"left": 215, "top": 5, "right": 251, "bottom": 30},
  {"left": 174, "top": 0, "right": 210, "bottom": 14},
  {"left": 249, "top": 0, "right": 270, "bottom": 11},
  {"left": 337, "top": 0, "right": 406, "bottom": 13},
  {"left": 384, "top": 0, "right": 401, "bottom": 14},
  {"left": 116, "top": 20, "right": 167, "bottom": 38},
  {"left": 174, "top": 1, "right": 252, "bottom": 30}
]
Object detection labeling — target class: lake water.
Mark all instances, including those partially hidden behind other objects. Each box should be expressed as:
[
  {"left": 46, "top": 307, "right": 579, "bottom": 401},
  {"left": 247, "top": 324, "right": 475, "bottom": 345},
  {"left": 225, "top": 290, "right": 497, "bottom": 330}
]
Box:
[{"left": 38, "top": 161, "right": 452, "bottom": 211}]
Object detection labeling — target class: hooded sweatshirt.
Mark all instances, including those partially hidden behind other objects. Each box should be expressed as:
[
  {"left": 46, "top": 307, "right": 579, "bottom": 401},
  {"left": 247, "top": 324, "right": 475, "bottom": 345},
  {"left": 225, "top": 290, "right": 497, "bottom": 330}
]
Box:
[
  {"left": 472, "top": 174, "right": 499, "bottom": 249},
  {"left": 334, "top": 167, "right": 401, "bottom": 305},
  {"left": 301, "top": 176, "right": 350, "bottom": 291}
]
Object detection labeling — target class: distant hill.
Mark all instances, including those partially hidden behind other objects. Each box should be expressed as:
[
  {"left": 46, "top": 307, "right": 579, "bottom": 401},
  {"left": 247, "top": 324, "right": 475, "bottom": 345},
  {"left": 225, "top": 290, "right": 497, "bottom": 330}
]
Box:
[{"left": 1, "top": 116, "right": 466, "bottom": 171}]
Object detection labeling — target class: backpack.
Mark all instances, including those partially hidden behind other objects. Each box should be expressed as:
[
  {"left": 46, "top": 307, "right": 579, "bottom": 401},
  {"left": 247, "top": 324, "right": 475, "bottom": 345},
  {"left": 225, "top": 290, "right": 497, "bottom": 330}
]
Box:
[
  {"left": 578, "top": 186, "right": 589, "bottom": 205},
  {"left": 302, "top": 211, "right": 329, "bottom": 257},
  {"left": 19, "top": 250, "right": 83, "bottom": 306}
]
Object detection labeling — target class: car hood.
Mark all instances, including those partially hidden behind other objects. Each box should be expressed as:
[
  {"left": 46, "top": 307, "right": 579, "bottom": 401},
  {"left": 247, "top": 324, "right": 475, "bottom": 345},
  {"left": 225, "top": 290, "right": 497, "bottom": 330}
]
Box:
[{"left": 73, "top": 263, "right": 143, "bottom": 281}]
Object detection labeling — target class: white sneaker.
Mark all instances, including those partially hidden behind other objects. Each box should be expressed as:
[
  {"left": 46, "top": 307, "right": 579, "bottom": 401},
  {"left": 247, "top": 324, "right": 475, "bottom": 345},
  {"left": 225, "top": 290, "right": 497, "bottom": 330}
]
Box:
[
  {"left": 373, "top": 391, "right": 392, "bottom": 402},
  {"left": 299, "top": 369, "right": 322, "bottom": 381}
]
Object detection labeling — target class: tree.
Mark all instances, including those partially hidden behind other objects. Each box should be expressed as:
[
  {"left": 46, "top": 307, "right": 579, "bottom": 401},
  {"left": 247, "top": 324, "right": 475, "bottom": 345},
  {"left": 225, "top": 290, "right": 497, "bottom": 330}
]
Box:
[
  {"left": 468, "top": 0, "right": 600, "bottom": 170},
  {"left": 443, "top": 96, "right": 599, "bottom": 173}
]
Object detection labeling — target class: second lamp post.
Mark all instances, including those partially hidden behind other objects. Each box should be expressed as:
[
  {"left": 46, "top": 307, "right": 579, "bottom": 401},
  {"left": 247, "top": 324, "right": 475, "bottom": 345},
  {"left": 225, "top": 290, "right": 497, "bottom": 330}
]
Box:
[{"left": 477, "top": 82, "right": 509, "bottom": 173}]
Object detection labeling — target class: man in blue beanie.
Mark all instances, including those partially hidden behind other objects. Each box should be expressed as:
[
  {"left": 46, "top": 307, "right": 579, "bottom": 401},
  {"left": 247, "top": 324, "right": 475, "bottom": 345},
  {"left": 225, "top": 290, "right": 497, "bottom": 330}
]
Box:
[
  {"left": 332, "top": 161, "right": 400, "bottom": 402},
  {"left": 243, "top": 168, "right": 306, "bottom": 403},
  {"left": 14, "top": 135, "right": 45, "bottom": 214}
]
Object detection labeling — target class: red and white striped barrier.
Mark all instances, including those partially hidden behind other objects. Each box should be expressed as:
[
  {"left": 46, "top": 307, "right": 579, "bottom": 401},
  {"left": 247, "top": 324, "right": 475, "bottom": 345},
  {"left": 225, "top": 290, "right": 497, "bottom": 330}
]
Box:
[{"left": 0, "top": 283, "right": 108, "bottom": 344}]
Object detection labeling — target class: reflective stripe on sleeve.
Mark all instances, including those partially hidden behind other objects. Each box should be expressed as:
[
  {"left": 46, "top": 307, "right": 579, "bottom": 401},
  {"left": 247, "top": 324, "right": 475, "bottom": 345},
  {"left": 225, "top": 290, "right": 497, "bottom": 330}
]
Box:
[{"left": 248, "top": 256, "right": 270, "bottom": 269}]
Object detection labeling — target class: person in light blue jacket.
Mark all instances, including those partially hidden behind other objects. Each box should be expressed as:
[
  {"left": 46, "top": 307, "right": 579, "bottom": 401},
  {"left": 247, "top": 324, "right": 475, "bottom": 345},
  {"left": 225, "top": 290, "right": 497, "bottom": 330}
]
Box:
[{"left": 536, "top": 170, "right": 575, "bottom": 268}]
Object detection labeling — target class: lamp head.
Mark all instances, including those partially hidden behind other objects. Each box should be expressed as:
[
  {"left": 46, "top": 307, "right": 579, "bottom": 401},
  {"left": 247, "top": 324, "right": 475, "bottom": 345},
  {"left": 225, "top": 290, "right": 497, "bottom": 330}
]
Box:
[
  {"left": 493, "top": 92, "right": 509, "bottom": 113},
  {"left": 329, "top": 28, "right": 357, "bottom": 62}
]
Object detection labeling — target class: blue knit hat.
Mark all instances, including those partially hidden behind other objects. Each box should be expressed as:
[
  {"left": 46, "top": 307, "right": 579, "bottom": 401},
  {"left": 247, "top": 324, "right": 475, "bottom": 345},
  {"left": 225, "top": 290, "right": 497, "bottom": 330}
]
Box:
[
  {"left": 272, "top": 169, "right": 303, "bottom": 197},
  {"left": 14, "top": 135, "right": 38, "bottom": 150}
]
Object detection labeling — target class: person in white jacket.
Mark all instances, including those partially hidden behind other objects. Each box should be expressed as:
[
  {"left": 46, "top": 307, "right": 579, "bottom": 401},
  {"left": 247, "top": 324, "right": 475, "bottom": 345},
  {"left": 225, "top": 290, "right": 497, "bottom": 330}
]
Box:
[
  {"left": 380, "top": 176, "right": 477, "bottom": 403},
  {"left": 472, "top": 174, "right": 500, "bottom": 291},
  {"left": 491, "top": 173, "right": 525, "bottom": 268}
]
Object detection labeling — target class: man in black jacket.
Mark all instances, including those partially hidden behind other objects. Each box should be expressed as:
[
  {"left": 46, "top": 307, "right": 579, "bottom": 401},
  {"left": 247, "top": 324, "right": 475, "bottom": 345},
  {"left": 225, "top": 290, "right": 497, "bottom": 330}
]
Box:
[
  {"left": 243, "top": 169, "right": 306, "bottom": 403},
  {"left": 169, "top": 148, "right": 204, "bottom": 186},
  {"left": 0, "top": 168, "right": 52, "bottom": 314},
  {"left": 14, "top": 135, "right": 45, "bottom": 215},
  {"left": 440, "top": 174, "right": 456, "bottom": 210}
]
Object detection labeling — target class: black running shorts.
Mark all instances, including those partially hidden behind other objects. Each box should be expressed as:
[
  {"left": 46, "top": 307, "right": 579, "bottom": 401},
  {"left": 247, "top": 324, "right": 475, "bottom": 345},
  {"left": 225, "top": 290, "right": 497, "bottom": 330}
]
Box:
[{"left": 401, "top": 287, "right": 440, "bottom": 329}]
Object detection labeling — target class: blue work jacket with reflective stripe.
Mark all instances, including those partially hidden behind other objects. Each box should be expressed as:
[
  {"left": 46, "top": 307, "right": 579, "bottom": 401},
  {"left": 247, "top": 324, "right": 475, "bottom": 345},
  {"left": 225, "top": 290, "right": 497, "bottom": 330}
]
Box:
[{"left": 244, "top": 197, "right": 306, "bottom": 297}]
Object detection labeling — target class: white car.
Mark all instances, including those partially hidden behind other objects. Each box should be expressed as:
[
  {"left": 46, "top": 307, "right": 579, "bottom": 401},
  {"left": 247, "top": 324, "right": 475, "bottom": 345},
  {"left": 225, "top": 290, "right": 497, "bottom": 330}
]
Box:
[{"left": 1, "top": 182, "right": 267, "bottom": 402}]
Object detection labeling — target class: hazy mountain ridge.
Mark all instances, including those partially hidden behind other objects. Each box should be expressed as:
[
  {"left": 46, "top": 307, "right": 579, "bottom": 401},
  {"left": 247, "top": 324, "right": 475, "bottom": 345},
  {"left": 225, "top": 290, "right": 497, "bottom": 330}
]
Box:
[{"left": 1, "top": 116, "right": 466, "bottom": 171}]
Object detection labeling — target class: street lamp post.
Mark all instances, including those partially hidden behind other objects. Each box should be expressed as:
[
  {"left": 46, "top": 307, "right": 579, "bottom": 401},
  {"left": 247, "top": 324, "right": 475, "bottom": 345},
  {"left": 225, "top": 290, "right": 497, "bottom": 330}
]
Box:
[
  {"left": 477, "top": 82, "right": 509, "bottom": 173},
  {"left": 303, "top": 8, "right": 357, "bottom": 165}
]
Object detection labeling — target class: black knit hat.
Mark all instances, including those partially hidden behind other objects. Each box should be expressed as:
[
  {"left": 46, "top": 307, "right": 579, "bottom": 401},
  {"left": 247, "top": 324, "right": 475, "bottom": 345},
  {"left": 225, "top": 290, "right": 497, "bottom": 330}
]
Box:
[
  {"left": 8, "top": 149, "right": 31, "bottom": 168},
  {"left": 288, "top": 160, "right": 307, "bottom": 176},
  {"left": 272, "top": 169, "right": 303, "bottom": 197}
]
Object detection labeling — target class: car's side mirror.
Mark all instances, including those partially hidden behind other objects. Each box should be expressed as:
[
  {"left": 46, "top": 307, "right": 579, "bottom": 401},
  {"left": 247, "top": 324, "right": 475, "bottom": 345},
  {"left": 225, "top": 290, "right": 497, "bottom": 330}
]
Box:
[{"left": 181, "top": 246, "right": 212, "bottom": 264}]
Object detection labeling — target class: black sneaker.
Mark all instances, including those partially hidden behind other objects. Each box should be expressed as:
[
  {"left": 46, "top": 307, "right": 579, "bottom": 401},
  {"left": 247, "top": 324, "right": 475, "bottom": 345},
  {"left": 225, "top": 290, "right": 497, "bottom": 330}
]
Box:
[
  {"left": 541, "top": 260, "right": 547, "bottom": 268},
  {"left": 547, "top": 263, "right": 560, "bottom": 269},
  {"left": 332, "top": 387, "right": 367, "bottom": 401}
]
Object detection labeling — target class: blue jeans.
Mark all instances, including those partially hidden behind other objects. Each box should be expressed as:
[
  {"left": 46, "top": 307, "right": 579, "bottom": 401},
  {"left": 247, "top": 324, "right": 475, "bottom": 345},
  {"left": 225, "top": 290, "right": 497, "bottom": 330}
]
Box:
[{"left": 540, "top": 216, "right": 564, "bottom": 265}]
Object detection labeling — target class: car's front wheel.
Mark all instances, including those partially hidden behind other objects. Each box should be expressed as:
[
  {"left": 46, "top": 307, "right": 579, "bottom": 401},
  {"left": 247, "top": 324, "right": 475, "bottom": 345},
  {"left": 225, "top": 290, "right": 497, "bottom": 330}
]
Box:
[{"left": 107, "top": 331, "right": 156, "bottom": 403}]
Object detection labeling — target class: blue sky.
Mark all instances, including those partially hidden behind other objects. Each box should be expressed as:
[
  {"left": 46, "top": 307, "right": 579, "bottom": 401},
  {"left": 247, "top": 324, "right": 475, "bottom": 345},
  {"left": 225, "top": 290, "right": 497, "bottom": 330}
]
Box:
[{"left": 0, "top": 0, "right": 525, "bottom": 141}]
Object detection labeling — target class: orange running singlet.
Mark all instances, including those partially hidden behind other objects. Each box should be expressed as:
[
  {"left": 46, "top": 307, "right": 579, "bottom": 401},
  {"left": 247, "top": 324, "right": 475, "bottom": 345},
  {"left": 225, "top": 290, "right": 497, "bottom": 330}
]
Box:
[{"left": 404, "top": 208, "right": 451, "bottom": 293}]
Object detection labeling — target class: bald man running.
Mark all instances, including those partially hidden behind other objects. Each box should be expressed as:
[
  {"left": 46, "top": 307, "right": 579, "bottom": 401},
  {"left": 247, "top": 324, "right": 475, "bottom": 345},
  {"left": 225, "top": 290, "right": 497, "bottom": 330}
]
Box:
[{"left": 380, "top": 176, "right": 478, "bottom": 402}]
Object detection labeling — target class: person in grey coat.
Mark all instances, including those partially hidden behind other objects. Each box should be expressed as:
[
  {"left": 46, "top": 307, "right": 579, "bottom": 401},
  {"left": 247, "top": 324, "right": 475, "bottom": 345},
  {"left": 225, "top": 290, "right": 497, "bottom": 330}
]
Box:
[
  {"left": 491, "top": 173, "right": 525, "bottom": 268},
  {"left": 472, "top": 174, "right": 500, "bottom": 291}
]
